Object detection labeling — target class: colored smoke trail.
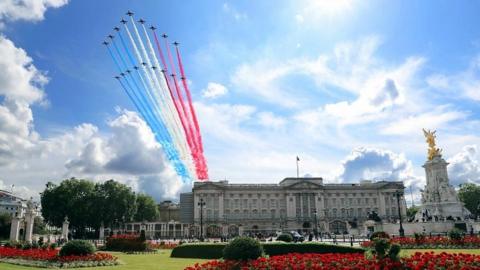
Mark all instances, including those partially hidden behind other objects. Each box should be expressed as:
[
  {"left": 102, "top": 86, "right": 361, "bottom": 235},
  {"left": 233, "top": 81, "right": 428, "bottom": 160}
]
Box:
[{"left": 104, "top": 11, "right": 209, "bottom": 181}]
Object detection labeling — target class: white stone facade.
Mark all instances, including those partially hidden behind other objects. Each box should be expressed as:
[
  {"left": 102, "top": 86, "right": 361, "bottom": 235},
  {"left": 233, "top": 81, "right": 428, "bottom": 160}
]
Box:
[
  {"left": 184, "top": 178, "right": 406, "bottom": 237},
  {"left": 415, "top": 155, "right": 470, "bottom": 221}
]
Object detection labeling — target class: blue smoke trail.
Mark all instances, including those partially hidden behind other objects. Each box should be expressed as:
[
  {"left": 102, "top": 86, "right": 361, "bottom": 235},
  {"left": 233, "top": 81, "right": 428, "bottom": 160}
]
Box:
[
  {"left": 117, "top": 29, "right": 190, "bottom": 180},
  {"left": 107, "top": 43, "right": 189, "bottom": 178}
]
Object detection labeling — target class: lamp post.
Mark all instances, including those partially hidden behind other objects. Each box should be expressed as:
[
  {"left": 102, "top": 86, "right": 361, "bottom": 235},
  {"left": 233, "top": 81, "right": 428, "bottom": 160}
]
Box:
[
  {"left": 198, "top": 198, "right": 206, "bottom": 241},
  {"left": 313, "top": 209, "right": 318, "bottom": 240},
  {"left": 395, "top": 191, "right": 405, "bottom": 237}
]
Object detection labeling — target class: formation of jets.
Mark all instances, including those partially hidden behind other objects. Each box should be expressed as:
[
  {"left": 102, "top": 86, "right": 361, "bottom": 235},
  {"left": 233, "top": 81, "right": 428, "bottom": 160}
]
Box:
[{"left": 103, "top": 10, "right": 183, "bottom": 79}]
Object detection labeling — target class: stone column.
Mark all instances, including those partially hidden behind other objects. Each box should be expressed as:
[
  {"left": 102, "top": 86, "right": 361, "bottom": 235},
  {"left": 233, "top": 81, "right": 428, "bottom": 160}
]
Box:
[
  {"left": 62, "top": 217, "right": 70, "bottom": 241},
  {"left": 9, "top": 216, "right": 21, "bottom": 241},
  {"left": 24, "top": 212, "right": 35, "bottom": 243},
  {"left": 99, "top": 222, "right": 105, "bottom": 240}
]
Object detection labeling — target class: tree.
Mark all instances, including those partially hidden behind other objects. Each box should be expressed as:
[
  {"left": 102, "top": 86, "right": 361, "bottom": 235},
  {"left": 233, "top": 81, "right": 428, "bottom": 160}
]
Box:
[
  {"left": 33, "top": 216, "right": 48, "bottom": 235},
  {"left": 134, "top": 194, "right": 159, "bottom": 222},
  {"left": 41, "top": 178, "right": 96, "bottom": 233},
  {"left": 406, "top": 205, "right": 419, "bottom": 220},
  {"left": 94, "top": 180, "right": 137, "bottom": 228},
  {"left": 0, "top": 213, "right": 11, "bottom": 239},
  {"left": 458, "top": 183, "right": 480, "bottom": 217}
]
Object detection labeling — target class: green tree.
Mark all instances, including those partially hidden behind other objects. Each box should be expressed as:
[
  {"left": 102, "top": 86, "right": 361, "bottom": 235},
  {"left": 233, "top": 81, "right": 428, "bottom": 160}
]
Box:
[
  {"left": 41, "top": 178, "right": 96, "bottom": 234},
  {"left": 0, "top": 213, "right": 11, "bottom": 239},
  {"left": 134, "top": 194, "right": 159, "bottom": 222},
  {"left": 458, "top": 183, "right": 480, "bottom": 217},
  {"left": 94, "top": 180, "right": 137, "bottom": 228},
  {"left": 33, "top": 216, "right": 48, "bottom": 235},
  {"left": 406, "top": 205, "right": 419, "bottom": 219}
]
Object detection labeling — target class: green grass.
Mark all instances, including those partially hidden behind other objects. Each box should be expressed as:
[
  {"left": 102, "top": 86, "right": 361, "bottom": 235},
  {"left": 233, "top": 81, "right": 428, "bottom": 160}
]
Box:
[
  {"left": 1, "top": 249, "right": 479, "bottom": 270},
  {"left": 0, "top": 250, "right": 209, "bottom": 270}
]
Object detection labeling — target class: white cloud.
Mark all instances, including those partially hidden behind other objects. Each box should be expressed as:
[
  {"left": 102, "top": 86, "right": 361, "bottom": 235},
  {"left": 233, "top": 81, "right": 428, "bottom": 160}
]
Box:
[
  {"left": 428, "top": 55, "right": 480, "bottom": 102},
  {"left": 295, "top": 0, "right": 356, "bottom": 22},
  {"left": 337, "top": 147, "right": 421, "bottom": 185},
  {"left": 222, "top": 3, "right": 247, "bottom": 21},
  {"left": 381, "top": 106, "right": 467, "bottom": 136},
  {"left": 447, "top": 145, "right": 480, "bottom": 186},
  {"left": 202, "top": 82, "right": 228, "bottom": 98},
  {"left": 64, "top": 110, "right": 187, "bottom": 201},
  {"left": 257, "top": 111, "right": 286, "bottom": 129},
  {"left": 0, "top": 0, "right": 68, "bottom": 26}
]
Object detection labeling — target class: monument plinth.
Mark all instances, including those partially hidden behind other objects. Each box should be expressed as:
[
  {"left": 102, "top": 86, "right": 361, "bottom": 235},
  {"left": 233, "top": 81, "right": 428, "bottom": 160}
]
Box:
[{"left": 415, "top": 129, "right": 469, "bottom": 222}]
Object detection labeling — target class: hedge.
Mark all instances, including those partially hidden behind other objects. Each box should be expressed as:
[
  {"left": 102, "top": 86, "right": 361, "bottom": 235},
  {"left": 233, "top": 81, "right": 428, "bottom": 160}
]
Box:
[
  {"left": 171, "top": 242, "right": 364, "bottom": 259},
  {"left": 170, "top": 243, "right": 225, "bottom": 259}
]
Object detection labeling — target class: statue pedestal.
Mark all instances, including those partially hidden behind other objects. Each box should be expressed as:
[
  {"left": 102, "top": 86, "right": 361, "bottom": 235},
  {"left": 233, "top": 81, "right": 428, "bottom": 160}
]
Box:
[{"left": 416, "top": 155, "right": 469, "bottom": 221}]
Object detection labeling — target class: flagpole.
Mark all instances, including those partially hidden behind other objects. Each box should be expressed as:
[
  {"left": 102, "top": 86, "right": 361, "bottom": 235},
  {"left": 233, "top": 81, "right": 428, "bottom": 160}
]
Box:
[{"left": 296, "top": 156, "right": 299, "bottom": 178}]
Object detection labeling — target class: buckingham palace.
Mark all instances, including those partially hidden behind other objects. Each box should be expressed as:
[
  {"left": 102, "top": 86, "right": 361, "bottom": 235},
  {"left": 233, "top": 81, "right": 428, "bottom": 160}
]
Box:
[{"left": 179, "top": 177, "right": 406, "bottom": 237}]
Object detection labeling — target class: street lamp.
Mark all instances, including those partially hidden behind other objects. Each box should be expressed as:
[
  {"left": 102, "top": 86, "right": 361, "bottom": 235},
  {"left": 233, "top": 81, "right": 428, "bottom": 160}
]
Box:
[
  {"left": 198, "top": 198, "right": 206, "bottom": 241},
  {"left": 313, "top": 209, "right": 319, "bottom": 240},
  {"left": 395, "top": 191, "right": 405, "bottom": 237}
]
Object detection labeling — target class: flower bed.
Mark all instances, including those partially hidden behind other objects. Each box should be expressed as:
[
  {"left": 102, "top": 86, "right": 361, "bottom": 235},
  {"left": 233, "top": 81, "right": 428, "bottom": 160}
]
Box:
[
  {"left": 148, "top": 241, "right": 179, "bottom": 250},
  {"left": 0, "top": 247, "right": 119, "bottom": 268},
  {"left": 361, "top": 236, "right": 480, "bottom": 249},
  {"left": 185, "top": 252, "right": 480, "bottom": 270},
  {"left": 105, "top": 234, "right": 150, "bottom": 252}
]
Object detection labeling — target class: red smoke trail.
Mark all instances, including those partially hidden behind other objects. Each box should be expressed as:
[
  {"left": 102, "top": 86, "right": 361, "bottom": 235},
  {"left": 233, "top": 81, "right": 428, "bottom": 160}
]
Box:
[
  {"left": 151, "top": 30, "right": 199, "bottom": 175},
  {"left": 164, "top": 37, "right": 206, "bottom": 179},
  {"left": 175, "top": 45, "right": 209, "bottom": 180}
]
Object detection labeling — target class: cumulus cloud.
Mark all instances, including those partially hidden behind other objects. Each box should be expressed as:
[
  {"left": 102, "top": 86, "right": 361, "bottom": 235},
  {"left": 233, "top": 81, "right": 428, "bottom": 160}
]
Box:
[
  {"left": 0, "top": 0, "right": 68, "bottom": 26},
  {"left": 0, "top": 35, "right": 49, "bottom": 166},
  {"left": 447, "top": 145, "right": 480, "bottom": 186},
  {"left": 64, "top": 110, "right": 184, "bottom": 201},
  {"left": 202, "top": 82, "right": 228, "bottom": 98},
  {"left": 337, "top": 147, "right": 420, "bottom": 184}
]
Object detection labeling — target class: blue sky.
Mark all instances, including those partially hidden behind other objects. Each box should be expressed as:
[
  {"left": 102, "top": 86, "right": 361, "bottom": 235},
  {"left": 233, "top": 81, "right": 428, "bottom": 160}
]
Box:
[{"left": 1, "top": 0, "right": 480, "bottom": 202}]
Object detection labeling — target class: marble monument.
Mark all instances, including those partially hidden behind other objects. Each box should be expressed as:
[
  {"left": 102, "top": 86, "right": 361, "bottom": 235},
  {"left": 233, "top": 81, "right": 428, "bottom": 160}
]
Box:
[{"left": 415, "top": 129, "right": 470, "bottom": 222}]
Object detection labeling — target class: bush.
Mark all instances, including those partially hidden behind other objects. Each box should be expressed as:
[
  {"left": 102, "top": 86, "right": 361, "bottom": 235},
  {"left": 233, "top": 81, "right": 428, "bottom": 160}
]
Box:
[
  {"left": 49, "top": 243, "right": 58, "bottom": 249},
  {"left": 276, "top": 233, "right": 293, "bottom": 242},
  {"left": 22, "top": 242, "right": 32, "bottom": 250},
  {"left": 171, "top": 243, "right": 225, "bottom": 259},
  {"left": 105, "top": 236, "right": 148, "bottom": 252},
  {"left": 171, "top": 242, "right": 364, "bottom": 259},
  {"left": 262, "top": 242, "right": 364, "bottom": 256},
  {"left": 223, "top": 237, "right": 263, "bottom": 261},
  {"left": 59, "top": 240, "right": 95, "bottom": 257},
  {"left": 370, "top": 231, "right": 390, "bottom": 240},
  {"left": 448, "top": 228, "right": 464, "bottom": 241}
]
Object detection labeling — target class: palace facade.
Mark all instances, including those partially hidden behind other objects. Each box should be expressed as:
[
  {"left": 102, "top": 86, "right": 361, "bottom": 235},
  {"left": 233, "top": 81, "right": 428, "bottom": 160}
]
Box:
[{"left": 180, "top": 177, "right": 407, "bottom": 237}]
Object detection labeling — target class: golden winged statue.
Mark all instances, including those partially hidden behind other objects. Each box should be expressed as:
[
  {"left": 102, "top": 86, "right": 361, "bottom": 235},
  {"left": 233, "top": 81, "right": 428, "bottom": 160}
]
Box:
[{"left": 423, "top": 128, "right": 442, "bottom": 160}]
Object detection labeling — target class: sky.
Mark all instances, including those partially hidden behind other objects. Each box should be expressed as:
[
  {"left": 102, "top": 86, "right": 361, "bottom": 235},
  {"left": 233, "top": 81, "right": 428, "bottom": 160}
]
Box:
[{"left": 1, "top": 0, "right": 480, "bottom": 204}]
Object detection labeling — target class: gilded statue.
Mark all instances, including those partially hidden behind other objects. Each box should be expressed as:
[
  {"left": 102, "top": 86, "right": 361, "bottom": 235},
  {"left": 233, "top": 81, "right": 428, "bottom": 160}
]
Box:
[{"left": 422, "top": 128, "right": 442, "bottom": 160}]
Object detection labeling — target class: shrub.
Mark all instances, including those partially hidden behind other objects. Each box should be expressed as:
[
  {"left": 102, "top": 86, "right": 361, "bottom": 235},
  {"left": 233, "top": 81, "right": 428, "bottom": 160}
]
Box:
[
  {"left": 59, "top": 240, "right": 95, "bottom": 257},
  {"left": 49, "top": 243, "right": 58, "bottom": 249},
  {"left": 413, "top": 232, "right": 426, "bottom": 243},
  {"left": 171, "top": 242, "right": 364, "bottom": 259},
  {"left": 105, "top": 235, "right": 148, "bottom": 252},
  {"left": 171, "top": 243, "right": 225, "bottom": 259},
  {"left": 22, "top": 242, "right": 32, "bottom": 250},
  {"left": 370, "top": 231, "right": 390, "bottom": 240},
  {"left": 448, "top": 228, "right": 464, "bottom": 241},
  {"left": 262, "top": 242, "right": 364, "bottom": 256},
  {"left": 388, "top": 243, "right": 401, "bottom": 261},
  {"left": 223, "top": 237, "right": 263, "bottom": 261},
  {"left": 276, "top": 233, "right": 293, "bottom": 242}
]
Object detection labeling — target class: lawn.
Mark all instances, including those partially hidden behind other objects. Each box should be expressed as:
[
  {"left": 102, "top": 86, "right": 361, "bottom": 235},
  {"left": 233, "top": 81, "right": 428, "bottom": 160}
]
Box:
[
  {"left": 0, "top": 250, "right": 209, "bottom": 270},
  {"left": 0, "top": 249, "right": 479, "bottom": 270}
]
